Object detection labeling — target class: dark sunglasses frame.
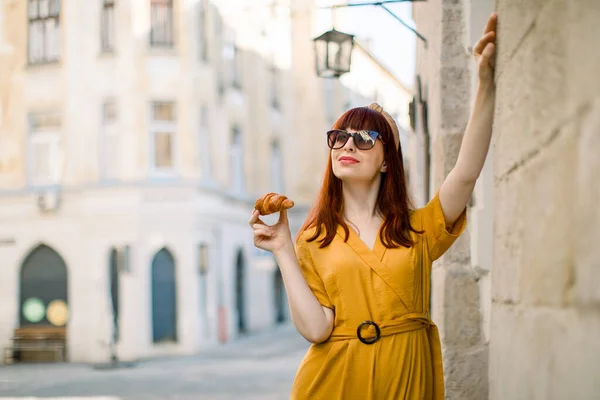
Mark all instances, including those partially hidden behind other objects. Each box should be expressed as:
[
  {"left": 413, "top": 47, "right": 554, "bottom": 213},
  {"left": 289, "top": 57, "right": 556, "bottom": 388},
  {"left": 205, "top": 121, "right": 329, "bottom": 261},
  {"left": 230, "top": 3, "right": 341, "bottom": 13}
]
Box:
[{"left": 326, "top": 129, "right": 385, "bottom": 150}]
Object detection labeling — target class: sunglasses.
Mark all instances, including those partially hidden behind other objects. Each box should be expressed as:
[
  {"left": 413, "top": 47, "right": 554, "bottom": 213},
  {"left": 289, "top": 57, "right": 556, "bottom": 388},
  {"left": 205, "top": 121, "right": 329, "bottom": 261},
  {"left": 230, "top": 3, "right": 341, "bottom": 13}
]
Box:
[{"left": 326, "top": 129, "right": 384, "bottom": 150}]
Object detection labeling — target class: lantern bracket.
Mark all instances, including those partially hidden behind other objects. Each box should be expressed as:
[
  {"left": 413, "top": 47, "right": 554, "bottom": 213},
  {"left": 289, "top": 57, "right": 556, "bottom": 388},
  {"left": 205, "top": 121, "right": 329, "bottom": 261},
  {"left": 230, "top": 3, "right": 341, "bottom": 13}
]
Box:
[{"left": 322, "top": 0, "right": 428, "bottom": 48}]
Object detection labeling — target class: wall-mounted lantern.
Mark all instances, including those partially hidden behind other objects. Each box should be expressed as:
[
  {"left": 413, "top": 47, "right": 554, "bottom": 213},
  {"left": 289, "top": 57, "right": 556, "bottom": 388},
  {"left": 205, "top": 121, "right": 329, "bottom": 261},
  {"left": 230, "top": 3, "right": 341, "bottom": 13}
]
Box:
[
  {"left": 313, "top": 28, "right": 355, "bottom": 79},
  {"left": 313, "top": 0, "right": 428, "bottom": 79}
]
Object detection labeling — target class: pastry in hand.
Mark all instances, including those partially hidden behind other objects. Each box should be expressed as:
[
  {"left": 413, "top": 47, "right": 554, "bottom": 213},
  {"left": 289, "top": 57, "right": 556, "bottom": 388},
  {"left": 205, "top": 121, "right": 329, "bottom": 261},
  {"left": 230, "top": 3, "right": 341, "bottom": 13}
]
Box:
[{"left": 254, "top": 193, "right": 294, "bottom": 215}]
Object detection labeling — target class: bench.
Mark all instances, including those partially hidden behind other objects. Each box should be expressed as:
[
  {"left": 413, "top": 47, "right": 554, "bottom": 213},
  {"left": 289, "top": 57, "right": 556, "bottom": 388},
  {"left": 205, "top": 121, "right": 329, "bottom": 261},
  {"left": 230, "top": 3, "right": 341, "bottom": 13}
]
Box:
[{"left": 4, "top": 326, "right": 67, "bottom": 363}]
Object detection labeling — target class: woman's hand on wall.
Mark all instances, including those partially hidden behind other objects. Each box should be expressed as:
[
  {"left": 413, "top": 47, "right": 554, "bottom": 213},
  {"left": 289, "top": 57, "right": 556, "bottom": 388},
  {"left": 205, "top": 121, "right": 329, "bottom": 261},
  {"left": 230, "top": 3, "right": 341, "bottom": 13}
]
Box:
[{"left": 473, "top": 13, "right": 498, "bottom": 86}]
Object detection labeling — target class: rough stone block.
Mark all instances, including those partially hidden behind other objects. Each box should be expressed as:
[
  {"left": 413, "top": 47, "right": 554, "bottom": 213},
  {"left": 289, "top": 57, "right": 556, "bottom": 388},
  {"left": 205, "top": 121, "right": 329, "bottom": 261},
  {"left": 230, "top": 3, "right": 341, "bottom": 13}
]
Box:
[
  {"left": 566, "top": 1, "right": 600, "bottom": 109},
  {"left": 430, "top": 132, "right": 464, "bottom": 189},
  {"left": 441, "top": 2, "right": 469, "bottom": 67},
  {"left": 443, "top": 268, "right": 482, "bottom": 347},
  {"left": 478, "top": 272, "right": 492, "bottom": 343},
  {"left": 492, "top": 170, "right": 525, "bottom": 304},
  {"left": 492, "top": 41, "right": 530, "bottom": 180},
  {"left": 494, "top": 0, "right": 569, "bottom": 180},
  {"left": 429, "top": 132, "right": 472, "bottom": 266},
  {"left": 440, "top": 67, "right": 471, "bottom": 134},
  {"left": 491, "top": 305, "right": 600, "bottom": 400},
  {"left": 518, "top": 126, "right": 576, "bottom": 306},
  {"left": 444, "top": 345, "right": 488, "bottom": 400},
  {"left": 490, "top": 305, "right": 565, "bottom": 400},
  {"left": 438, "top": 229, "right": 470, "bottom": 266},
  {"left": 494, "top": 125, "right": 576, "bottom": 307},
  {"left": 574, "top": 99, "right": 600, "bottom": 305},
  {"left": 488, "top": 303, "right": 519, "bottom": 400},
  {"left": 551, "top": 309, "right": 600, "bottom": 399},
  {"left": 495, "top": 0, "right": 547, "bottom": 77},
  {"left": 432, "top": 267, "right": 482, "bottom": 347}
]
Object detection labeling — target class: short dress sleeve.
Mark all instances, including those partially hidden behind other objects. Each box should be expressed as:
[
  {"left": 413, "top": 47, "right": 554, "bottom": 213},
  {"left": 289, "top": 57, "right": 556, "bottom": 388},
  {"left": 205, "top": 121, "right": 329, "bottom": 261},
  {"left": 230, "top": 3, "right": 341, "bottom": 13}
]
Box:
[
  {"left": 295, "top": 241, "right": 334, "bottom": 310},
  {"left": 417, "top": 191, "right": 468, "bottom": 261}
]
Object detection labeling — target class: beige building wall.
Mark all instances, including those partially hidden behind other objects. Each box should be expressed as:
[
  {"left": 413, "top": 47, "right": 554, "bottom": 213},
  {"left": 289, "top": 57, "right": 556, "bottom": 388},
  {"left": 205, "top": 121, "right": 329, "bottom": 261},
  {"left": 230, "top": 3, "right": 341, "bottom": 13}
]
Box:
[
  {"left": 0, "top": 0, "right": 300, "bottom": 364},
  {"left": 490, "top": 1, "right": 600, "bottom": 398}
]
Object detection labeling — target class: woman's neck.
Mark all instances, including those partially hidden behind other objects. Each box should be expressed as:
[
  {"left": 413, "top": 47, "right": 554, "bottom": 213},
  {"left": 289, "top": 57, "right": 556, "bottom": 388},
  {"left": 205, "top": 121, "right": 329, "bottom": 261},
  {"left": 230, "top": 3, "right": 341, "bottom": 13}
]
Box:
[{"left": 341, "top": 176, "right": 382, "bottom": 222}]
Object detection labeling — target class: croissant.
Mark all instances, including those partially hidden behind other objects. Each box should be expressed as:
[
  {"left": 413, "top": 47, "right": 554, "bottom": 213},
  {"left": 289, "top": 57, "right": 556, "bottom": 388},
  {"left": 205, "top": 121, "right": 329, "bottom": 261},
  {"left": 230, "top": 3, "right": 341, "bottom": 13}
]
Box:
[{"left": 254, "top": 192, "right": 294, "bottom": 215}]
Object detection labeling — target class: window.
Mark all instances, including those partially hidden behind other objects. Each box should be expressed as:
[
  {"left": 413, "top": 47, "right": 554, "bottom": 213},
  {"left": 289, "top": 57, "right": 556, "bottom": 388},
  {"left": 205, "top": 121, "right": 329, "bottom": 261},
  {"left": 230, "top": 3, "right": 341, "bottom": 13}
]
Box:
[
  {"left": 232, "top": 46, "right": 242, "bottom": 88},
  {"left": 215, "top": 16, "right": 224, "bottom": 99},
  {"left": 28, "top": 112, "right": 61, "bottom": 186},
  {"left": 150, "top": 0, "right": 173, "bottom": 47},
  {"left": 199, "top": 107, "right": 212, "bottom": 180},
  {"left": 224, "top": 39, "right": 241, "bottom": 88},
  {"left": 150, "top": 102, "right": 176, "bottom": 172},
  {"left": 198, "top": 0, "right": 208, "bottom": 61},
  {"left": 271, "top": 141, "right": 283, "bottom": 192},
  {"left": 271, "top": 67, "right": 280, "bottom": 110},
  {"left": 100, "top": 102, "right": 119, "bottom": 180},
  {"left": 109, "top": 248, "right": 120, "bottom": 343},
  {"left": 28, "top": 0, "right": 61, "bottom": 64},
  {"left": 101, "top": 0, "right": 115, "bottom": 52},
  {"left": 214, "top": 13, "right": 223, "bottom": 44},
  {"left": 230, "top": 127, "right": 244, "bottom": 193}
]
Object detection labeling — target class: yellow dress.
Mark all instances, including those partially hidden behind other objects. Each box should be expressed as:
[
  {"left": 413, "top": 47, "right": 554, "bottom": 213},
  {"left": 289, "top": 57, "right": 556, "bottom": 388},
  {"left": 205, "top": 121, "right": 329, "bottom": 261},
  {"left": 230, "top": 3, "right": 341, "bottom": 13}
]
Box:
[{"left": 291, "top": 193, "right": 467, "bottom": 400}]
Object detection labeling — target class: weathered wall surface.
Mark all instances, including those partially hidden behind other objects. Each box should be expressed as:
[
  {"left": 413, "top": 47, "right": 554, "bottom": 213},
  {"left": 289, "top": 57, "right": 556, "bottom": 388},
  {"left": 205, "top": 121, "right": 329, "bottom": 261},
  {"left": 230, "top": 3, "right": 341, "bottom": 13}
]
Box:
[
  {"left": 490, "top": 0, "right": 600, "bottom": 400},
  {"left": 490, "top": 0, "right": 600, "bottom": 398}
]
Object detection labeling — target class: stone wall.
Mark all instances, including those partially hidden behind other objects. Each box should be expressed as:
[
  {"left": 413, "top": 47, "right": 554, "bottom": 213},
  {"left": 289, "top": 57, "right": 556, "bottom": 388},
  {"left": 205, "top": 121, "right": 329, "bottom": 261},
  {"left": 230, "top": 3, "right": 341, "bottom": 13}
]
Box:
[
  {"left": 490, "top": 0, "right": 600, "bottom": 398},
  {"left": 412, "top": 0, "right": 492, "bottom": 398}
]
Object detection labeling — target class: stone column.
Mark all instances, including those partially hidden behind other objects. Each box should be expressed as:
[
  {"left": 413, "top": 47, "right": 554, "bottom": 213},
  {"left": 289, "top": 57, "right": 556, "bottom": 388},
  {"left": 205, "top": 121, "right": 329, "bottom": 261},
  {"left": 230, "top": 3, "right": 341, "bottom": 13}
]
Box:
[{"left": 412, "top": 0, "right": 489, "bottom": 398}]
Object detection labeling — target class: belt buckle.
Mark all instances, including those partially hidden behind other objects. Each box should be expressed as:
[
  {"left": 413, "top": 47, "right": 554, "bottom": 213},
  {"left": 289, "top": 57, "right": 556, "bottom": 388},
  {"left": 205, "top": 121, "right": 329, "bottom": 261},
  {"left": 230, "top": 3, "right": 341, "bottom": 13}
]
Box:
[{"left": 357, "top": 320, "right": 381, "bottom": 345}]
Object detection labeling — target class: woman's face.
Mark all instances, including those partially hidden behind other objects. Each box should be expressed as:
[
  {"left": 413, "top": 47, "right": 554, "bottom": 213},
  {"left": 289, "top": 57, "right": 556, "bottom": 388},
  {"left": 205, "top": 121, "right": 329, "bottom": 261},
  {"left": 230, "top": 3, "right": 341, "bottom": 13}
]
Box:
[{"left": 330, "top": 128, "right": 387, "bottom": 182}]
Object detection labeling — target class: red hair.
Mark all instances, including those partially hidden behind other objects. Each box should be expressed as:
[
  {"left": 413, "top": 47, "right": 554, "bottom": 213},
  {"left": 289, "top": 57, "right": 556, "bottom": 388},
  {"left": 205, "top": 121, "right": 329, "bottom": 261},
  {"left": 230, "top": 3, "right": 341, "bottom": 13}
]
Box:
[{"left": 297, "top": 106, "right": 422, "bottom": 248}]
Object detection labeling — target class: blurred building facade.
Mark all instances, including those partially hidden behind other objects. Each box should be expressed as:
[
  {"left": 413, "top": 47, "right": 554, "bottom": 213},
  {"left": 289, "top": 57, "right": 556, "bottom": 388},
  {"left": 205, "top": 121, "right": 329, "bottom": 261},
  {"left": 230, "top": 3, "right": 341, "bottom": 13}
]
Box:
[
  {"left": 411, "top": 0, "right": 600, "bottom": 399},
  {"left": 0, "top": 0, "right": 412, "bottom": 364}
]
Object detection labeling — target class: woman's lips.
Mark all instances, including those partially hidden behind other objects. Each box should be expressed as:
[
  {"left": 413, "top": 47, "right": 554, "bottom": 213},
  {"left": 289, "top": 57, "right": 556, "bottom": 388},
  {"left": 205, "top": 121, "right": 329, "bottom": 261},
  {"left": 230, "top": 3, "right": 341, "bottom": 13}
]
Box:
[{"left": 339, "top": 156, "right": 359, "bottom": 165}]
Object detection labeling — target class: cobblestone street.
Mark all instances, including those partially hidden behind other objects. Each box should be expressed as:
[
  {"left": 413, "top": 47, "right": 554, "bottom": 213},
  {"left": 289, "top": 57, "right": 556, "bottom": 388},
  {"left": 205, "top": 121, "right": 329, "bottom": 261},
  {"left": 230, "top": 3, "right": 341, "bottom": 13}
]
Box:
[{"left": 0, "top": 323, "right": 308, "bottom": 400}]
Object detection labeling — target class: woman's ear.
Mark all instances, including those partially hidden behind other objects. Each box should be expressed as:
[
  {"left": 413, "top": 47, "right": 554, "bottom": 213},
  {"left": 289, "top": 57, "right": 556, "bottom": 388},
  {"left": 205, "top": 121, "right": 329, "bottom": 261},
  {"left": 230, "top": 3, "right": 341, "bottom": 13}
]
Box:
[{"left": 380, "top": 161, "right": 388, "bottom": 173}]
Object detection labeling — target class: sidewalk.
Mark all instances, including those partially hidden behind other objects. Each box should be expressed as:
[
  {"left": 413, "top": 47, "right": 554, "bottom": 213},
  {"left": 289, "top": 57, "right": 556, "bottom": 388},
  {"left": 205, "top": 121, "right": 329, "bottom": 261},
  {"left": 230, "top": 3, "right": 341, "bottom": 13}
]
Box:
[{"left": 0, "top": 322, "right": 308, "bottom": 400}]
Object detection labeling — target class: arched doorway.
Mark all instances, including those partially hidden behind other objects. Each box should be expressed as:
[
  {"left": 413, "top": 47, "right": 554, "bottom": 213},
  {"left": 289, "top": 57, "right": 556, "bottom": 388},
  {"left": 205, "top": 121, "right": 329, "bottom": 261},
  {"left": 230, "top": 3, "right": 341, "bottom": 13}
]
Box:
[
  {"left": 273, "top": 266, "right": 286, "bottom": 324},
  {"left": 235, "top": 249, "right": 247, "bottom": 334},
  {"left": 19, "top": 244, "right": 68, "bottom": 328},
  {"left": 108, "top": 248, "right": 120, "bottom": 344},
  {"left": 151, "top": 248, "right": 177, "bottom": 343}
]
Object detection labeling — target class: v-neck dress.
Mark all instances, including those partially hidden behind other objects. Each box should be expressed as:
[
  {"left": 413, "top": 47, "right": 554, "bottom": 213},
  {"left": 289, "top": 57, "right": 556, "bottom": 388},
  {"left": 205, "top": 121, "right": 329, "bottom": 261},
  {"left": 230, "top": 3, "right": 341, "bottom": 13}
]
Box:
[{"left": 290, "top": 192, "right": 467, "bottom": 400}]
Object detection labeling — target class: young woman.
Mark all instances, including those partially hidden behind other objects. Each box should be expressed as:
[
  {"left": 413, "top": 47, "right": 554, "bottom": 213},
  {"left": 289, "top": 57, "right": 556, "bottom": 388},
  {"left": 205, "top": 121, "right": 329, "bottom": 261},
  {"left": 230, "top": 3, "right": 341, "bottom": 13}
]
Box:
[{"left": 248, "top": 13, "right": 498, "bottom": 400}]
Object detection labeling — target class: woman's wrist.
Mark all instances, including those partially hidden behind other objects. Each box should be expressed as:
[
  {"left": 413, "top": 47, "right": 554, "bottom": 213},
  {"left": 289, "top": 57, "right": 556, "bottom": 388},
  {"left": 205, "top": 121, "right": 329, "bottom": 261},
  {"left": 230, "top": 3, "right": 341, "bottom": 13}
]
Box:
[
  {"left": 273, "top": 240, "right": 296, "bottom": 261},
  {"left": 477, "top": 79, "right": 496, "bottom": 94}
]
